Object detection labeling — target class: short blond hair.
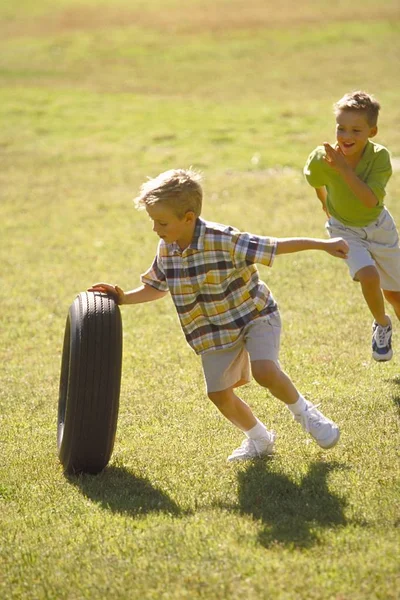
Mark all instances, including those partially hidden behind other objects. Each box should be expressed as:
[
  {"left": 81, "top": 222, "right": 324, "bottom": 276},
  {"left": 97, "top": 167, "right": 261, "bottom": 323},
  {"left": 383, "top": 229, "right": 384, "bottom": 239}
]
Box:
[
  {"left": 134, "top": 168, "right": 203, "bottom": 218},
  {"left": 334, "top": 91, "right": 381, "bottom": 127}
]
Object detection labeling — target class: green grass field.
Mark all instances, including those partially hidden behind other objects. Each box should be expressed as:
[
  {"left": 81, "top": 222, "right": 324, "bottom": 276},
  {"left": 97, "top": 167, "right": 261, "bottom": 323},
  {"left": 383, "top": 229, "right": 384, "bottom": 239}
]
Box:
[{"left": 1, "top": 1, "right": 399, "bottom": 598}]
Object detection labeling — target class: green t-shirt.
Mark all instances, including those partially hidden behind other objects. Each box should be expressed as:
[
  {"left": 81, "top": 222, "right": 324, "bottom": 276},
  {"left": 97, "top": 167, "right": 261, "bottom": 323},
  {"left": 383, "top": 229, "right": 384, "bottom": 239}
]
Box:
[{"left": 303, "top": 140, "right": 392, "bottom": 227}]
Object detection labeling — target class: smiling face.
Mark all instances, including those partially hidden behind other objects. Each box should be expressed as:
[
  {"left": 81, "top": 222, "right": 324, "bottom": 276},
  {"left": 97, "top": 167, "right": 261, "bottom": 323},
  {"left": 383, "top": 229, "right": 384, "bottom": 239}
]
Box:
[
  {"left": 335, "top": 109, "right": 377, "bottom": 163},
  {"left": 146, "top": 203, "right": 196, "bottom": 249}
]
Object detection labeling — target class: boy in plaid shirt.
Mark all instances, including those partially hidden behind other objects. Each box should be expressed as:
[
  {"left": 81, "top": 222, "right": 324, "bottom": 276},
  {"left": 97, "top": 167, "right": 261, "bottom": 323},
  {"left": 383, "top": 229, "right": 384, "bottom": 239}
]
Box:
[{"left": 90, "top": 169, "right": 348, "bottom": 462}]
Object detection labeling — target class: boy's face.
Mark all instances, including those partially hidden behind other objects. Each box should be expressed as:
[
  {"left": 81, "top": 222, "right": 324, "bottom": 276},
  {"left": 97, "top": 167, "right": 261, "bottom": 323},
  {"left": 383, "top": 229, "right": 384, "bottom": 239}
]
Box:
[
  {"left": 335, "top": 109, "right": 377, "bottom": 159},
  {"left": 146, "top": 203, "right": 196, "bottom": 249}
]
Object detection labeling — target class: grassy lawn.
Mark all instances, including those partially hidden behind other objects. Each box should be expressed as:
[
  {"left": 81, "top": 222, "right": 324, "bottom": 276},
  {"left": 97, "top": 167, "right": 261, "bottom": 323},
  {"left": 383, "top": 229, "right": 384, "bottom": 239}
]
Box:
[{"left": 1, "top": 1, "right": 399, "bottom": 598}]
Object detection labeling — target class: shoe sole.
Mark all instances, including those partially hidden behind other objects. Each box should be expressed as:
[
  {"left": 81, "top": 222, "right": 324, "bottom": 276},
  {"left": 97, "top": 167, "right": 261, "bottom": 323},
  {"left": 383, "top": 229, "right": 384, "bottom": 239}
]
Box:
[
  {"left": 227, "top": 433, "right": 276, "bottom": 462},
  {"left": 227, "top": 455, "right": 256, "bottom": 462},
  {"left": 318, "top": 428, "right": 340, "bottom": 450},
  {"left": 372, "top": 349, "right": 393, "bottom": 361},
  {"left": 227, "top": 447, "right": 275, "bottom": 463}
]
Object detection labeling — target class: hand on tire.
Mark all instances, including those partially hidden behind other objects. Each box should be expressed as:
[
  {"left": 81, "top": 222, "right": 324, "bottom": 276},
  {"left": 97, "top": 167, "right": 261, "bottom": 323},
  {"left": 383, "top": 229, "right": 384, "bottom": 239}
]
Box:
[{"left": 88, "top": 283, "right": 125, "bottom": 305}]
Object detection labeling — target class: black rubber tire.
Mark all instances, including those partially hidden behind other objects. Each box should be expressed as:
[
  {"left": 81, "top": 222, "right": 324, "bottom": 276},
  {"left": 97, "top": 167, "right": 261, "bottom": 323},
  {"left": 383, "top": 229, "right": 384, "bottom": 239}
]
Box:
[{"left": 57, "top": 291, "right": 123, "bottom": 474}]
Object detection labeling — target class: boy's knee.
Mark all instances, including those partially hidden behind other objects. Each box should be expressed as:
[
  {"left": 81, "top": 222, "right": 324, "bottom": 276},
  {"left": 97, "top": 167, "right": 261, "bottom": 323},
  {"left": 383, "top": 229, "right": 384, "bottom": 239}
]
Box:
[
  {"left": 383, "top": 289, "right": 400, "bottom": 306},
  {"left": 208, "top": 389, "right": 230, "bottom": 407},
  {"left": 356, "top": 265, "right": 380, "bottom": 286},
  {"left": 251, "top": 360, "right": 280, "bottom": 388}
]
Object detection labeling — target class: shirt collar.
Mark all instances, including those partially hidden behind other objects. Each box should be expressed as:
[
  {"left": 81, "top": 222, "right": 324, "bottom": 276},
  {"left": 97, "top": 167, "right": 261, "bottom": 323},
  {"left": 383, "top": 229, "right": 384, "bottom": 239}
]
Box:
[
  {"left": 170, "top": 217, "right": 205, "bottom": 255},
  {"left": 359, "top": 140, "right": 373, "bottom": 164},
  {"left": 187, "top": 217, "right": 205, "bottom": 251}
]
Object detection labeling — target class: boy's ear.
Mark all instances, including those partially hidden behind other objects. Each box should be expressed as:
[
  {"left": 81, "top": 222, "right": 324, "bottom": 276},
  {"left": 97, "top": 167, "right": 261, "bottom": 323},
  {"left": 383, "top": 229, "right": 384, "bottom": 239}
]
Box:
[
  {"left": 370, "top": 125, "right": 378, "bottom": 138},
  {"left": 185, "top": 211, "right": 196, "bottom": 223}
]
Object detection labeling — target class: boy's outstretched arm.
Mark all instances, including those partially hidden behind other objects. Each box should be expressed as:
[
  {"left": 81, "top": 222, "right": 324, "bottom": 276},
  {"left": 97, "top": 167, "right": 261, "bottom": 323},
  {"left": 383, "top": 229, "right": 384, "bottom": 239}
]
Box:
[
  {"left": 87, "top": 282, "right": 168, "bottom": 305},
  {"left": 275, "top": 237, "right": 349, "bottom": 258}
]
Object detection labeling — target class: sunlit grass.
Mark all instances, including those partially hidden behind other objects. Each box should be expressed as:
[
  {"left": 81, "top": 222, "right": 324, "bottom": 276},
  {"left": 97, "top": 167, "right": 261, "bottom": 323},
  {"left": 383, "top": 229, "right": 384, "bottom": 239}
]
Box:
[{"left": 1, "top": 1, "right": 399, "bottom": 599}]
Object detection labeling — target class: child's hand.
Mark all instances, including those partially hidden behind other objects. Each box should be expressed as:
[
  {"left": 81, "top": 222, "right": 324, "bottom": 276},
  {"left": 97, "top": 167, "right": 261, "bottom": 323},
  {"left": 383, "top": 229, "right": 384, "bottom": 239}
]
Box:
[
  {"left": 87, "top": 283, "right": 126, "bottom": 305},
  {"left": 324, "top": 237, "right": 349, "bottom": 259},
  {"left": 323, "top": 143, "right": 350, "bottom": 173}
]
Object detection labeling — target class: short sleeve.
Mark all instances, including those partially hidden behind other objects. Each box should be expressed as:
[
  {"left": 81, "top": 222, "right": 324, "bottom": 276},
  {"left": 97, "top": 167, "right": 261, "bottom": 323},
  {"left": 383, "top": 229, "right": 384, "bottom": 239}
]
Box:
[
  {"left": 231, "top": 232, "right": 277, "bottom": 269},
  {"left": 365, "top": 148, "right": 392, "bottom": 204},
  {"left": 303, "top": 146, "right": 329, "bottom": 188},
  {"left": 141, "top": 254, "right": 169, "bottom": 292}
]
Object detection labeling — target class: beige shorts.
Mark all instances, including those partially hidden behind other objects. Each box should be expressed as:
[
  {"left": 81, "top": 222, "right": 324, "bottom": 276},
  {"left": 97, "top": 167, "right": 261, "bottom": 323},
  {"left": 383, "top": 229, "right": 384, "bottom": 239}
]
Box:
[
  {"left": 201, "top": 311, "right": 281, "bottom": 393},
  {"left": 326, "top": 208, "right": 400, "bottom": 291}
]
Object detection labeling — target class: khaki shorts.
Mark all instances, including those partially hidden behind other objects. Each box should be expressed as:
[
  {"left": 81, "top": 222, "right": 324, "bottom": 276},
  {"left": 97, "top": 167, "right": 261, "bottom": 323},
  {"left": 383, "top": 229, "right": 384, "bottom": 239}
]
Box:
[
  {"left": 326, "top": 208, "right": 400, "bottom": 291},
  {"left": 201, "top": 312, "right": 281, "bottom": 393}
]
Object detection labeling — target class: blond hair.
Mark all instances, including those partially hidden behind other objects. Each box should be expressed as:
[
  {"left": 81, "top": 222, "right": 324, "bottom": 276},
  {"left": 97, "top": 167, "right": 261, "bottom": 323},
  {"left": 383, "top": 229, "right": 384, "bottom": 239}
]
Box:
[
  {"left": 334, "top": 91, "right": 381, "bottom": 127},
  {"left": 134, "top": 168, "right": 203, "bottom": 218}
]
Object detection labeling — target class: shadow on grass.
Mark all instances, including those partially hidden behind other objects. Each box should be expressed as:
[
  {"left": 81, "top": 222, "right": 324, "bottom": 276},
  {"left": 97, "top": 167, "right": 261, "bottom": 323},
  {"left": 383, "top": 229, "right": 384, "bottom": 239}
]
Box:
[
  {"left": 67, "top": 465, "right": 184, "bottom": 517},
  {"left": 234, "top": 460, "right": 347, "bottom": 549},
  {"left": 390, "top": 376, "right": 400, "bottom": 417}
]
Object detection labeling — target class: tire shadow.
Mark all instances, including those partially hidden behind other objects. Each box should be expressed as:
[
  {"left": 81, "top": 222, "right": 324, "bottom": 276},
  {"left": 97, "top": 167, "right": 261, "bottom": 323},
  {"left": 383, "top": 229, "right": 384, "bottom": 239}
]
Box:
[
  {"left": 233, "top": 460, "right": 347, "bottom": 548},
  {"left": 67, "top": 465, "right": 184, "bottom": 517}
]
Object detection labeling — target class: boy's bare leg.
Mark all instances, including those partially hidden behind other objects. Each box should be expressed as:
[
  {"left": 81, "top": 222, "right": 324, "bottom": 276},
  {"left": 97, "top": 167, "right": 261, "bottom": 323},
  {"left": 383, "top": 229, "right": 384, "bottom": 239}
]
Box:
[
  {"left": 208, "top": 386, "right": 276, "bottom": 462},
  {"left": 356, "top": 266, "right": 393, "bottom": 361},
  {"left": 251, "top": 359, "right": 340, "bottom": 449},
  {"left": 210, "top": 361, "right": 340, "bottom": 458},
  {"left": 250, "top": 360, "right": 299, "bottom": 405},
  {"left": 356, "top": 265, "right": 390, "bottom": 326},
  {"left": 383, "top": 290, "right": 400, "bottom": 320},
  {"left": 207, "top": 387, "right": 257, "bottom": 431},
  {"left": 207, "top": 360, "right": 299, "bottom": 427}
]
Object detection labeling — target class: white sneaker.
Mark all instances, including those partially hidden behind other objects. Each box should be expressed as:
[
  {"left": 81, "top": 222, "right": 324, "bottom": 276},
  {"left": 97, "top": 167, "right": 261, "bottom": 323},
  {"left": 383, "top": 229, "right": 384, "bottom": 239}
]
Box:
[
  {"left": 372, "top": 318, "right": 393, "bottom": 361},
  {"left": 227, "top": 433, "right": 276, "bottom": 463},
  {"left": 294, "top": 401, "right": 340, "bottom": 449}
]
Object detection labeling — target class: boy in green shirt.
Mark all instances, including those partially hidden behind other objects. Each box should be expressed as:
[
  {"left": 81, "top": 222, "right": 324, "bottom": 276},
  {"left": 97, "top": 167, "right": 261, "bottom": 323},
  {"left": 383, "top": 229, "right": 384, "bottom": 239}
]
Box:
[{"left": 304, "top": 91, "right": 400, "bottom": 361}]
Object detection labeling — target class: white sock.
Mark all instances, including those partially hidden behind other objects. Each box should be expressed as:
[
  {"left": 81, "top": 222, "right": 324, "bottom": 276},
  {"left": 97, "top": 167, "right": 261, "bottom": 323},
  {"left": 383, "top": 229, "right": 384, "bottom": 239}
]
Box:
[
  {"left": 287, "top": 394, "right": 308, "bottom": 416},
  {"left": 245, "top": 419, "right": 269, "bottom": 440}
]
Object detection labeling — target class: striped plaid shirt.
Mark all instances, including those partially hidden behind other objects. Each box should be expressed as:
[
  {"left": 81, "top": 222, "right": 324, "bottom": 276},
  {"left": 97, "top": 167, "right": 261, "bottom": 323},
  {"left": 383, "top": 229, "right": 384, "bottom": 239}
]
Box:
[{"left": 141, "top": 218, "right": 278, "bottom": 355}]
